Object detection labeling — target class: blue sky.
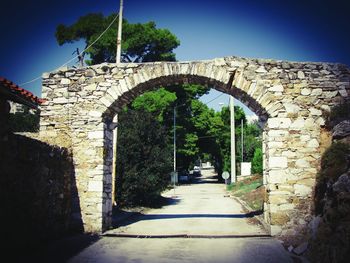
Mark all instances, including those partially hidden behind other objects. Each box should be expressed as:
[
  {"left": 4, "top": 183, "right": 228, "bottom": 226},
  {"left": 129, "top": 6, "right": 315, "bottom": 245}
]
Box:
[{"left": 1, "top": 0, "right": 349, "bottom": 114}]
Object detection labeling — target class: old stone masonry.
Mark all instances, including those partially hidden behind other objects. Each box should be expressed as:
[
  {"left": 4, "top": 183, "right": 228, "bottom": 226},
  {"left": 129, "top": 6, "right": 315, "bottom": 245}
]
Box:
[{"left": 39, "top": 56, "right": 350, "bottom": 237}]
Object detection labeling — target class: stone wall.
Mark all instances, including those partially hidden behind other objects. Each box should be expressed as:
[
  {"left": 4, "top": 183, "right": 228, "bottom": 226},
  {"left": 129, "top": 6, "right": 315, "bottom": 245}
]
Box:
[
  {"left": 0, "top": 133, "right": 81, "bottom": 252},
  {"left": 39, "top": 56, "right": 350, "bottom": 236}
]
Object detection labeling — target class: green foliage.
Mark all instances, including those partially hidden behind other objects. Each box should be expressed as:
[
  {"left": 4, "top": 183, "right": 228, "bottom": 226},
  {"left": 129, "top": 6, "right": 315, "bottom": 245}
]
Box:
[
  {"left": 252, "top": 148, "right": 263, "bottom": 174},
  {"left": 327, "top": 102, "right": 350, "bottom": 127},
  {"left": 231, "top": 181, "right": 262, "bottom": 197},
  {"left": 210, "top": 105, "right": 262, "bottom": 176},
  {"left": 130, "top": 84, "right": 211, "bottom": 170},
  {"left": 132, "top": 88, "right": 176, "bottom": 122},
  {"left": 320, "top": 142, "right": 350, "bottom": 180},
  {"left": 229, "top": 175, "right": 264, "bottom": 211},
  {"left": 56, "top": 13, "right": 180, "bottom": 64},
  {"left": 8, "top": 111, "right": 39, "bottom": 132},
  {"left": 311, "top": 141, "right": 350, "bottom": 263},
  {"left": 314, "top": 142, "right": 350, "bottom": 215},
  {"left": 116, "top": 109, "right": 172, "bottom": 207}
]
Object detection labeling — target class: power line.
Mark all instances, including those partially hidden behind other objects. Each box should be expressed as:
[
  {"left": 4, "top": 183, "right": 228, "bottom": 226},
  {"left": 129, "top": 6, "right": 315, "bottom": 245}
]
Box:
[
  {"left": 174, "top": 91, "right": 226, "bottom": 111},
  {"left": 20, "top": 14, "right": 119, "bottom": 87},
  {"left": 203, "top": 92, "right": 224, "bottom": 106}
]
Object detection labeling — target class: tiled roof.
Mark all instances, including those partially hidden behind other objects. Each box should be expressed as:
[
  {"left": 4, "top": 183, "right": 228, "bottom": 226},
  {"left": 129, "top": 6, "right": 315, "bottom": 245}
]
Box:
[{"left": 0, "top": 77, "right": 44, "bottom": 108}]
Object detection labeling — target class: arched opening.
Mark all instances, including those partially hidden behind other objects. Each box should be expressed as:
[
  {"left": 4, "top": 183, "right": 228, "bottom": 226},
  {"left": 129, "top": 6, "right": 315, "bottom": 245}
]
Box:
[{"left": 101, "top": 72, "right": 271, "bottom": 234}]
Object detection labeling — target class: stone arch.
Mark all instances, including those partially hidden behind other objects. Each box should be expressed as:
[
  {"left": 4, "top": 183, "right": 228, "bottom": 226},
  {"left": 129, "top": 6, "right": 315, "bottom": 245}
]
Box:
[{"left": 39, "top": 57, "right": 350, "bottom": 236}]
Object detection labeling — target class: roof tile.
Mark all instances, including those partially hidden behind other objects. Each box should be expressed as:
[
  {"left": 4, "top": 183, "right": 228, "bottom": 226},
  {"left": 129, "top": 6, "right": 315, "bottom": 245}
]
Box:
[{"left": 0, "top": 77, "right": 45, "bottom": 106}]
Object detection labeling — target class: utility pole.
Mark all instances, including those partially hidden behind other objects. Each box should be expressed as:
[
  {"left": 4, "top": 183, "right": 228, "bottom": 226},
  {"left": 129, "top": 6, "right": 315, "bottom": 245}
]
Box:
[
  {"left": 111, "top": 115, "right": 118, "bottom": 206},
  {"left": 230, "top": 95, "right": 236, "bottom": 184},
  {"left": 241, "top": 118, "right": 244, "bottom": 162},
  {"left": 173, "top": 106, "right": 177, "bottom": 195},
  {"left": 116, "top": 0, "right": 124, "bottom": 63}
]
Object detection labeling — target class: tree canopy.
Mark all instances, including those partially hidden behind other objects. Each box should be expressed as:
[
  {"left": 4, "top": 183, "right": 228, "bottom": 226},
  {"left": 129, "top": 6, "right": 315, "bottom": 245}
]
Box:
[
  {"left": 56, "top": 13, "right": 180, "bottom": 64},
  {"left": 116, "top": 108, "right": 173, "bottom": 207}
]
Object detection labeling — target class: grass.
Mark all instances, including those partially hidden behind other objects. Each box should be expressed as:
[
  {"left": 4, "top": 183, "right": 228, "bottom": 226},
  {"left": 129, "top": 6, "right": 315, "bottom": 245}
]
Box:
[{"left": 228, "top": 175, "right": 264, "bottom": 211}]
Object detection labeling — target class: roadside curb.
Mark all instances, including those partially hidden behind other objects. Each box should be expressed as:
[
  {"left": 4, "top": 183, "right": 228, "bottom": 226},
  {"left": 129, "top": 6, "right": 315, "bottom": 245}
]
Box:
[{"left": 229, "top": 194, "right": 270, "bottom": 235}]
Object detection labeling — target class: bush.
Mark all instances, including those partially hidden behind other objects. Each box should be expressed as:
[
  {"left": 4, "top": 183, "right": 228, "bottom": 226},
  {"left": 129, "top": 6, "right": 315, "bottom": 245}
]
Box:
[
  {"left": 320, "top": 142, "right": 350, "bottom": 180},
  {"left": 252, "top": 147, "right": 263, "bottom": 174},
  {"left": 8, "top": 112, "right": 39, "bottom": 132},
  {"left": 116, "top": 108, "right": 172, "bottom": 207},
  {"left": 327, "top": 102, "right": 350, "bottom": 128},
  {"left": 315, "top": 142, "right": 350, "bottom": 214}
]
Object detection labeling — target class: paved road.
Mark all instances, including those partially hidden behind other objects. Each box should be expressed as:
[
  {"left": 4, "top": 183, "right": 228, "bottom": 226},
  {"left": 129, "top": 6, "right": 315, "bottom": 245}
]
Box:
[{"left": 67, "top": 169, "right": 292, "bottom": 263}]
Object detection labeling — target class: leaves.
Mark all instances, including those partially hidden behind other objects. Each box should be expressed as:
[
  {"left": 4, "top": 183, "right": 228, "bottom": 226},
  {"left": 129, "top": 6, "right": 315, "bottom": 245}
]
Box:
[
  {"left": 55, "top": 13, "right": 180, "bottom": 64},
  {"left": 116, "top": 109, "right": 172, "bottom": 207}
]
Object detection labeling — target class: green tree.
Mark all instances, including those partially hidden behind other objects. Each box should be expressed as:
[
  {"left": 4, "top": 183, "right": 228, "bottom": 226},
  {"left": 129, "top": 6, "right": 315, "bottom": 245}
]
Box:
[
  {"left": 116, "top": 108, "right": 172, "bottom": 207},
  {"left": 131, "top": 84, "right": 211, "bottom": 170},
  {"left": 56, "top": 13, "right": 180, "bottom": 64},
  {"left": 8, "top": 106, "right": 39, "bottom": 132},
  {"left": 132, "top": 88, "right": 177, "bottom": 122},
  {"left": 252, "top": 147, "right": 263, "bottom": 174}
]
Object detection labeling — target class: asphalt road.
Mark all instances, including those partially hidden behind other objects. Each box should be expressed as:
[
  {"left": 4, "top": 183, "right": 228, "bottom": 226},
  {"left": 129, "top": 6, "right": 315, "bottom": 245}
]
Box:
[{"left": 66, "top": 169, "right": 292, "bottom": 263}]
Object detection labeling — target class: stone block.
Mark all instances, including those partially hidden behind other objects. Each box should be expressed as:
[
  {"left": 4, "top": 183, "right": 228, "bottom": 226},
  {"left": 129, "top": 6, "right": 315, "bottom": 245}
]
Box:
[
  {"left": 296, "top": 159, "right": 310, "bottom": 168},
  {"left": 268, "top": 130, "right": 289, "bottom": 137},
  {"left": 85, "top": 83, "right": 97, "bottom": 91},
  {"left": 301, "top": 88, "right": 311, "bottom": 95},
  {"left": 88, "top": 180, "right": 103, "bottom": 192},
  {"left": 269, "top": 195, "right": 287, "bottom": 204},
  {"left": 268, "top": 118, "right": 291, "bottom": 129},
  {"left": 88, "top": 110, "right": 102, "bottom": 118},
  {"left": 60, "top": 78, "right": 71, "bottom": 85},
  {"left": 88, "top": 130, "right": 104, "bottom": 139},
  {"left": 269, "top": 84, "right": 284, "bottom": 92},
  {"left": 290, "top": 118, "right": 305, "bottom": 130},
  {"left": 311, "top": 88, "right": 322, "bottom": 96},
  {"left": 309, "top": 108, "right": 322, "bottom": 116},
  {"left": 268, "top": 141, "right": 284, "bottom": 149},
  {"left": 306, "top": 139, "right": 319, "bottom": 148},
  {"left": 53, "top": 97, "right": 68, "bottom": 104},
  {"left": 269, "top": 170, "right": 287, "bottom": 184},
  {"left": 297, "top": 71, "right": 305, "bottom": 79},
  {"left": 271, "top": 212, "right": 289, "bottom": 225},
  {"left": 278, "top": 203, "right": 296, "bottom": 211},
  {"left": 283, "top": 103, "right": 301, "bottom": 114},
  {"left": 294, "top": 184, "right": 312, "bottom": 196},
  {"left": 270, "top": 157, "right": 288, "bottom": 168}
]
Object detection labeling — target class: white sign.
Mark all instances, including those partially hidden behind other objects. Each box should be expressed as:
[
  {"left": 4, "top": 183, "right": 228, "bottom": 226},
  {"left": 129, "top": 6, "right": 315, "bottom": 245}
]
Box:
[
  {"left": 222, "top": 171, "right": 230, "bottom": 180},
  {"left": 241, "top": 162, "right": 251, "bottom": 176}
]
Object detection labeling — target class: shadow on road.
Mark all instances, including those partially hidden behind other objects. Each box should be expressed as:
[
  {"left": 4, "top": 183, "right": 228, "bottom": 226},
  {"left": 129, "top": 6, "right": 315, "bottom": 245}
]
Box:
[
  {"left": 112, "top": 196, "right": 181, "bottom": 228},
  {"left": 15, "top": 233, "right": 101, "bottom": 263},
  {"left": 192, "top": 174, "right": 222, "bottom": 184},
  {"left": 115, "top": 210, "right": 263, "bottom": 228}
]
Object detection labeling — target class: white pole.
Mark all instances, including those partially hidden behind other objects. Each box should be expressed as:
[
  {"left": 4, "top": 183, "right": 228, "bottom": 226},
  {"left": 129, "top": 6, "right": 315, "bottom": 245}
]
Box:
[
  {"left": 230, "top": 96, "right": 236, "bottom": 184},
  {"left": 241, "top": 118, "right": 244, "bottom": 162},
  {"left": 111, "top": 115, "right": 118, "bottom": 206},
  {"left": 173, "top": 106, "right": 176, "bottom": 195},
  {"left": 116, "top": 0, "right": 124, "bottom": 63}
]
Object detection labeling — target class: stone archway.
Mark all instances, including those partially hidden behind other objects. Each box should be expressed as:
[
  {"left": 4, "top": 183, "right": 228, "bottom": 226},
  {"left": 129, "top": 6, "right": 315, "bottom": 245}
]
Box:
[{"left": 39, "top": 56, "right": 350, "bottom": 236}]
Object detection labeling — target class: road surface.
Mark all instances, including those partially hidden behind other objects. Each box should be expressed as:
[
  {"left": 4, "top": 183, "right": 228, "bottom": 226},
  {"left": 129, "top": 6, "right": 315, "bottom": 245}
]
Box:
[{"left": 65, "top": 169, "right": 292, "bottom": 263}]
